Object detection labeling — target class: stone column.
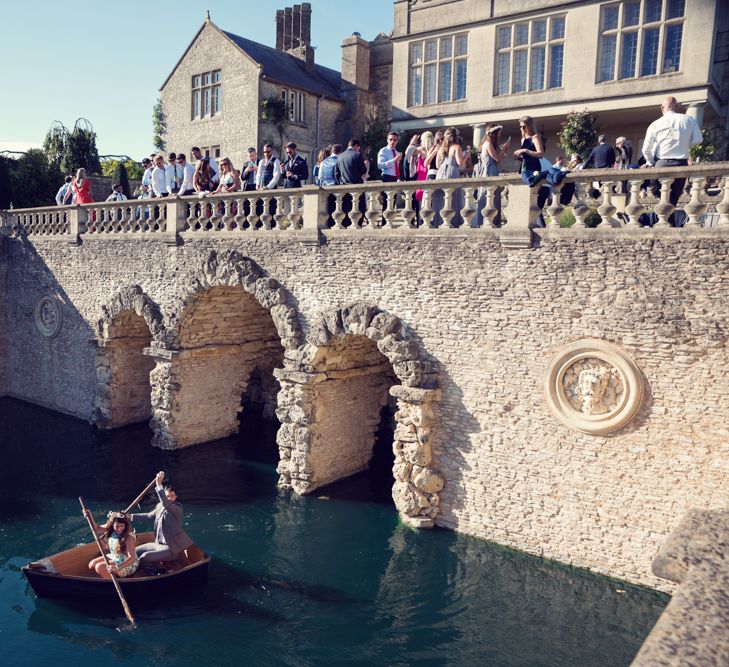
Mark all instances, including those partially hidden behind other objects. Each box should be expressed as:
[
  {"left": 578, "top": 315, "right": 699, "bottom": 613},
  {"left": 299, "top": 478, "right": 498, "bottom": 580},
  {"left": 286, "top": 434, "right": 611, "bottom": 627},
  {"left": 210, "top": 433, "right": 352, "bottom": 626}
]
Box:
[
  {"left": 471, "top": 123, "right": 486, "bottom": 150},
  {"left": 685, "top": 102, "right": 705, "bottom": 128}
]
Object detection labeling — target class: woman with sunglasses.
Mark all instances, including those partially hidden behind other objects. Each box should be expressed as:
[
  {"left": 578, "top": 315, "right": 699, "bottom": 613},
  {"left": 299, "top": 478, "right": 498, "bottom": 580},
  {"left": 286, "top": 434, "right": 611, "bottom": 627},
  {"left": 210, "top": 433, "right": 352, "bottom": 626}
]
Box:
[
  {"left": 215, "top": 158, "right": 241, "bottom": 193},
  {"left": 82, "top": 509, "right": 138, "bottom": 578},
  {"left": 513, "top": 116, "right": 544, "bottom": 176}
]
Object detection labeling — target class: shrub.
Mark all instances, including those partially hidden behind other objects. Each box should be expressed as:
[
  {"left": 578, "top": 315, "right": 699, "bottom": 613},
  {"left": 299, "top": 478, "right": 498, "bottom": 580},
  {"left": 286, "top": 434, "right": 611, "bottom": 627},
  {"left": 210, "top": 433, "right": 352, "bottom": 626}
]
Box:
[
  {"left": 558, "top": 110, "right": 602, "bottom": 161},
  {"left": 558, "top": 207, "right": 601, "bottom": 228}
]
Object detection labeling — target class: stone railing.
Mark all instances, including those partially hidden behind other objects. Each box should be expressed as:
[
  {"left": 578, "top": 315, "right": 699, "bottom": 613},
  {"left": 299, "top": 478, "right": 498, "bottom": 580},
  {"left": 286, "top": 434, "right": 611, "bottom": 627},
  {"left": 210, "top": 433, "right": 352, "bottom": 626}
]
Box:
[{"left": 2, "top": 163, "right": 728, "bottom": 248}]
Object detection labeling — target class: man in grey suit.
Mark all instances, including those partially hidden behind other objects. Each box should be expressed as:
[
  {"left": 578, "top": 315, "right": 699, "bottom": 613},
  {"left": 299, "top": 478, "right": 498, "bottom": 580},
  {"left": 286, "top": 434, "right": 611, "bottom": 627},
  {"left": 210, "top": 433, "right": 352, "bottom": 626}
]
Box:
[
  {"left": 130, "top": 470, "right": 193, "bottom": 571},
  {"left": 334, "top": 139, "right": 368, "bottom": 223}
]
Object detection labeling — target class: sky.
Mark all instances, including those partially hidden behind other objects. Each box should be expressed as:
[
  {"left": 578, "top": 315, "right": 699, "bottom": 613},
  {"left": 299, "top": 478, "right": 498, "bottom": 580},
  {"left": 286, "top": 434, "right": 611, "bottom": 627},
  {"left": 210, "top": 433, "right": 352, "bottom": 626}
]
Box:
[{"left": 0, "top": 0, "right": 394, "bottom": 159}]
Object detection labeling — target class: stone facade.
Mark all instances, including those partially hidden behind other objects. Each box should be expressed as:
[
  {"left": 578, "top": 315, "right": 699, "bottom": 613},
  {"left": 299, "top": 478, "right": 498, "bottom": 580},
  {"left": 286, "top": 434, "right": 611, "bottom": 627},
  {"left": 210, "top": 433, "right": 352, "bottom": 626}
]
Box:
[
  {"left": 2, "top": 224, "right": 729, "bottom": 590},
  {"left": 391, "top": 0, "right": 728, "bottom": 157}
]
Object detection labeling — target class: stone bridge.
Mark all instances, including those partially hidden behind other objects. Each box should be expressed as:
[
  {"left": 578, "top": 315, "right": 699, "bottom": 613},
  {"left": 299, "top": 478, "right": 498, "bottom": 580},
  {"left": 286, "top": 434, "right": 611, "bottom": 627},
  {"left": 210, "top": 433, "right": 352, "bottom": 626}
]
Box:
[{"left": 1, "top": 165, "right": 729, "bottom": 606}]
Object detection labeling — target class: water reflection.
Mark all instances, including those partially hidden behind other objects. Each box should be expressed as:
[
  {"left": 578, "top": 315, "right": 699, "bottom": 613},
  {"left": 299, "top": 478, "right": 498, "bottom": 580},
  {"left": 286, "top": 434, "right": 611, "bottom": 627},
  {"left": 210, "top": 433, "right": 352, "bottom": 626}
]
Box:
[{"left": 0, "top": 397, "right": 667, "bottom": 667}]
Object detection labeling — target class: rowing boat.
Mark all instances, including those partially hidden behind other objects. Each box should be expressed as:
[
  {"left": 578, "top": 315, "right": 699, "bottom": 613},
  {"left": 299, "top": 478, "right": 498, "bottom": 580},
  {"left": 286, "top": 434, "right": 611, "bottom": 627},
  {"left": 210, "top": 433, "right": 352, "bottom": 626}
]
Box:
[{"left": 22, "top": 532, "right": 210, "bottom": 604}]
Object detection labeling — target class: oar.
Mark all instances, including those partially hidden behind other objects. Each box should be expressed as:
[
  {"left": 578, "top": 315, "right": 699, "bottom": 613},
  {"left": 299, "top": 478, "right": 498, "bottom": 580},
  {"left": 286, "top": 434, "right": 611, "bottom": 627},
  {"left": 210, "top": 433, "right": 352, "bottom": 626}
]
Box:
[
  {"left": 79, "top": 497, "right": 136, "bottom": 627},
  {"left": 123, "top": 477, "right": 158, "bottom": 514}
]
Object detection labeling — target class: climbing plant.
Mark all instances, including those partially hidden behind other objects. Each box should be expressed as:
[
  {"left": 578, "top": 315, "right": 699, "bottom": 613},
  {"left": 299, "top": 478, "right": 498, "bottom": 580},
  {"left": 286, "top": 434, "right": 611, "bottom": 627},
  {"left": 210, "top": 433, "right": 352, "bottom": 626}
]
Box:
[
  {"left": 152, "top": 98, "right": 167, "bottom": 152},
  {"left": 259, "top": 96, "right": 288, "bottom": 151}
]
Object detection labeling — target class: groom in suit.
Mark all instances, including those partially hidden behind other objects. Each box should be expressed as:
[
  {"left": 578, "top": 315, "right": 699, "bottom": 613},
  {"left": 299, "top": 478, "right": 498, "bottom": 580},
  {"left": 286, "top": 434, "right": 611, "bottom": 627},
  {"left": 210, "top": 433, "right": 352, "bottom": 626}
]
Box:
[{"left": 130, "top": 470, "right": 193, "bottom": 571}]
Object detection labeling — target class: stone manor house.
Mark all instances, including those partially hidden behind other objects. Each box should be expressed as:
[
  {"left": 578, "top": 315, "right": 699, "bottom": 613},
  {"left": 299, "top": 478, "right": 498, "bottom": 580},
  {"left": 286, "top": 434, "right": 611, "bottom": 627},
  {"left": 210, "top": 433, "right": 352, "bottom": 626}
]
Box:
[{"left": 160, "top": 0, "right": 728, "bottom": 168}]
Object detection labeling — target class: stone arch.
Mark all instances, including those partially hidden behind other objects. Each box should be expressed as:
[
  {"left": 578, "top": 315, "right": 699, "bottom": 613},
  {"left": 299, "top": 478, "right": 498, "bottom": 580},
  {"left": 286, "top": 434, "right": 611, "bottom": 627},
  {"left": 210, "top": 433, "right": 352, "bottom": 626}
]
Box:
[
  {"left": 149, "top": 250, "right": 302, "bottom": 450},
  {"left": 94, "top": 286, "right": 163, "bottom": 429},
  {"left": 275, "top": 302, "right": 444, "bottom": 528}
]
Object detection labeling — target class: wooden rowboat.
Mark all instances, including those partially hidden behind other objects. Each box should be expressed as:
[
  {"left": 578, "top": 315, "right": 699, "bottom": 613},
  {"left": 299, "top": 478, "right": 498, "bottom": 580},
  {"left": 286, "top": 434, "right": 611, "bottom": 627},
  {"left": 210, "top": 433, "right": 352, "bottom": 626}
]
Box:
[{"left": 22, "top": 532, "right": 210, "bottom": 604}]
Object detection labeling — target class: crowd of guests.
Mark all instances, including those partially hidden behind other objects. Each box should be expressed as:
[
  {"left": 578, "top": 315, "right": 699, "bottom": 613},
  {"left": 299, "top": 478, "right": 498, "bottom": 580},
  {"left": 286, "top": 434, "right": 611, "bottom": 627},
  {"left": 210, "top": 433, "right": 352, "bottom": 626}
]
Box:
[{"left": 53, "top": 94, "right": 701, "bottom": 227}]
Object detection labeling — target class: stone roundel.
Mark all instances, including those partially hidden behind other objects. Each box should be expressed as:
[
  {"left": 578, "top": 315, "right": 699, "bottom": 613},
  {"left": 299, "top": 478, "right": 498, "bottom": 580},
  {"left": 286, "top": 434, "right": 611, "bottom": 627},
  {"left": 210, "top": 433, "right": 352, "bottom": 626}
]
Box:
[
  {"left": 544, "top": 339, "right": 644, "bottom": 435},
  {"left": 35, "top": 294, "right": 63, "bottom": 338}
]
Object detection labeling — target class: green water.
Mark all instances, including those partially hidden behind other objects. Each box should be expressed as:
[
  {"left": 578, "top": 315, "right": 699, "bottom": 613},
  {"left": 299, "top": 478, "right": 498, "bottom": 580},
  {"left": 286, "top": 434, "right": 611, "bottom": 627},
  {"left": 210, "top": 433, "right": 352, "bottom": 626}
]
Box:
[{"left": 0, "top": 398, "right": 667, "bottom": 666}]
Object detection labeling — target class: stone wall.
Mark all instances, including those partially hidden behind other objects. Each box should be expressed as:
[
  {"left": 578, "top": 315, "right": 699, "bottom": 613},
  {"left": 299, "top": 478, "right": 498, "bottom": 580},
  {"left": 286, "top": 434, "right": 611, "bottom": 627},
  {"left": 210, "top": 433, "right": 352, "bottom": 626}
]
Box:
[{"left": 3, "top": 230, "right": 729, "bottom": 590}]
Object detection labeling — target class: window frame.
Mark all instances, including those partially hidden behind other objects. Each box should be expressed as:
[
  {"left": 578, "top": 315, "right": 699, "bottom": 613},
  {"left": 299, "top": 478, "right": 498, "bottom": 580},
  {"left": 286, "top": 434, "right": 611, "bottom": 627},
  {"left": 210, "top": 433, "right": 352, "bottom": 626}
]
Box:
[
  {"left": 596, "top": 0, "right": 685, "bottom": 84},
  {"left": 191, "top": 69, "right": 222, "bottom": 120},
  {"left": 494, "top": 14, "right": 566, "bottom": 97},
  {"left": 280, "top": 88, "right": 306, "bottom": 124},
  {"left": 408, "top": 32, "right": 468, "bottom": 107}
]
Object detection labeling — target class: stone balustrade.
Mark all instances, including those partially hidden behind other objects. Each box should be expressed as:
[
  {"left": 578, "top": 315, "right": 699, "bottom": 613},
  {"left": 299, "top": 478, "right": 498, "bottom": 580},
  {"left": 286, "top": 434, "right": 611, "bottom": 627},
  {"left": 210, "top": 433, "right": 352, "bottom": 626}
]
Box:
[{"left": 2, "top": 163, "right": 729, "bottom": 248}]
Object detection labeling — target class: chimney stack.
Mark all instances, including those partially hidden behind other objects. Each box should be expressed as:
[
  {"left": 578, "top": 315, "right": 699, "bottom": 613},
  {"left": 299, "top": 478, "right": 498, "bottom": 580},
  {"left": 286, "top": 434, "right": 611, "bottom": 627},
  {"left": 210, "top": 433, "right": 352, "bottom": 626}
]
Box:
[
  {"left": 300, "top": 3, "right": 311, "bottom": 46},
  {"left": 275, "top": 10, "right": 284, "bottom": 50},
  {"left": 291, "top": 5, "right": 301, "bottom": 49},
  {"left": 283, "top": 7, "right": 293, "bottom": 51}
]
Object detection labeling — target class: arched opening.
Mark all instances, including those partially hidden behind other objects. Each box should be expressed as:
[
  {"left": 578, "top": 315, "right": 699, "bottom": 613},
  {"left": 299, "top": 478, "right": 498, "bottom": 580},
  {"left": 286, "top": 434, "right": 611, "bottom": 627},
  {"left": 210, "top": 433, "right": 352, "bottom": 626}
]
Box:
[
  {"left": 304, "top": 334, "right": 397, "bottom": 496},
  {"left": 169, "top": 285, "right": 284, "bottom": 448},
  {"left": 96, "top": 310, "right": 155, "bottom": 429}
]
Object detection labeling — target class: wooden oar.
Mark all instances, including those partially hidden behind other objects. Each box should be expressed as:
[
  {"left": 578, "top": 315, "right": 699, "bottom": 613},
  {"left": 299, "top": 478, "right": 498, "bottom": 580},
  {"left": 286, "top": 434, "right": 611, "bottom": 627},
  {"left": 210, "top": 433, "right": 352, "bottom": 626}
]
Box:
[
  {"left": 79, "top": 497, "right": 136, "bottom": 627},
  {"left": 123, "top": 478, "right": 158, "bottom": 514}
]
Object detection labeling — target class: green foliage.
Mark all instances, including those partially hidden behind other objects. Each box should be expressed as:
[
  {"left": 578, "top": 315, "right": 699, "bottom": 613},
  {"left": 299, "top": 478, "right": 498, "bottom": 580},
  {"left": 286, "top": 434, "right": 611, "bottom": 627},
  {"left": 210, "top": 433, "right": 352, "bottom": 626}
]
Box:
[
  {"left": 101, "top": 159, "right": 143, "bottom": 181},
  {"left": 42, "top": 121, "right": 68, "bottom": 171},
  {"left": 259, "top": 97, "right": 288, "bottom": 152},
  {"left": 558, "top": 207, "right": 602, "bottom": 228},
  {"left": 112, "top": 162, "right": 131, "bottom": 198},
  {"left": 558, "top": 110, "right": 602, "bottom": 161},
  {"left": 362, "top": 113, "right": 392, "bottom": 180},
  {"left": 0, "top": 157, "right": 15, "bottom": 209},
  {"left": 152, "top": 98, "right": 167, "bottom": 152},
  {"left": 66, "top": 119, "right": 101, "bottom": 175},
  {"left": 690, "top": 126, "right": 726, "bottom": 163},
  {"left": 6, "top": 149, "right": 63, "bottom": 208}
]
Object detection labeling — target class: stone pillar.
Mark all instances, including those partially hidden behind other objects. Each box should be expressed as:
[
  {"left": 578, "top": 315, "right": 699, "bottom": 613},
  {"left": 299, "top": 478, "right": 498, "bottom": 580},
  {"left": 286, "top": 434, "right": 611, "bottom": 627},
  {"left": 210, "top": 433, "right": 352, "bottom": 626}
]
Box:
[
  {"left": 472, "top": 123, "right": 486, "bottom": 150},
  {"left": 685, "top": 101, "right": 705, "bottom": 128},
  {"left": 390, "top": 385, "right": 443, "bottom": 528},
  {"left": 68, "top": 205, "right": 87, "bottom": 245},
  {"left": 500, "top": 183, "right": 536, "bottom": 249},
  {"left": 164, "top": 196, "right": 188, "bottom": 246}
]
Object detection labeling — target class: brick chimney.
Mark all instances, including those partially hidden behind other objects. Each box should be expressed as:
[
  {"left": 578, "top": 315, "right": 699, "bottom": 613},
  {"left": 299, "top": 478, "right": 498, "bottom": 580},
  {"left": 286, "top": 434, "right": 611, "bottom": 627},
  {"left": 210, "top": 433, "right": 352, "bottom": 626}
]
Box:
[{"left": 275, "top": 3, "right": 315, "bottom": 71}]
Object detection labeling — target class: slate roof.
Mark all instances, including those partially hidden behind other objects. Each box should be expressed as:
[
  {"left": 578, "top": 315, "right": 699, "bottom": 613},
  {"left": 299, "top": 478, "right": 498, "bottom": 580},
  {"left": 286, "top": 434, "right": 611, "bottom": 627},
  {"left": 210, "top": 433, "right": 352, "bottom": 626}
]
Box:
[{"left": 222, "top": 30, "right": 343, "bottom": 101}]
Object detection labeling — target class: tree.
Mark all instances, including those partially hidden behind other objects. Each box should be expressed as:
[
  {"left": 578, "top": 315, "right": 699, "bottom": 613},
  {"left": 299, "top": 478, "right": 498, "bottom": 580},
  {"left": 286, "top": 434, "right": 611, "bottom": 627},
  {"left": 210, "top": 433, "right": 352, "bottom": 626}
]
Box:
[
  {"left": 9, "top": 149, "right": 62, "bottom": 208},
  {"left": 42, "top": 121, "right": 69, "bottom": 172},
  {"left": 690, "top": 126, "right": 727, "bottom": 163},
  {"left": 0, "top": 156, "right": 15, "bottom": 209},
  {"left": 152, "top": 98, "right": 167, "bottom": 152},
  {"left": 259, "top": 96, "right": 288, "bottom": 152},
  {"left": 101, "top": 158, "right": 144, "bottom": 181},
  {"left": 112, "top": 161, "right": 131, "bottom": 198},
  {"left": 557, "top": 110, "right": 602, "bottom": 160},
  {"left": 65, "top": 118, "right": 102, "bottom": 175}
]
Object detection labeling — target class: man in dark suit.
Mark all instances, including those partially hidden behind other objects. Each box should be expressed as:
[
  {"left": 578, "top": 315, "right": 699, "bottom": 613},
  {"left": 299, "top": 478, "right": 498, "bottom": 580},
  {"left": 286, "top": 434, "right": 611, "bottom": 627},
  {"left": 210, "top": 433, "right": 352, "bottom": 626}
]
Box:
[
  {"left": 334, "top": 139, "right": 369, "bottom": 225},
  {"left": 282, "top": 142, "right": 309, "bottom": 188},
  {"left": 130, "top": 470, "right": 193, "bottom": 571},
  {"left": 585, "top": 134, "right": 616, "bottom": 169}
]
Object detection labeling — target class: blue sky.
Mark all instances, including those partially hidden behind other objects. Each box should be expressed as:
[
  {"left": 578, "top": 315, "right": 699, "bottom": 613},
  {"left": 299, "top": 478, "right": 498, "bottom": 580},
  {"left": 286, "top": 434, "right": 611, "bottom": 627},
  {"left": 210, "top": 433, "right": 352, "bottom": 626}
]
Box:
[{"left": 0, "top": 1, "right": 394, "bottom": 158}]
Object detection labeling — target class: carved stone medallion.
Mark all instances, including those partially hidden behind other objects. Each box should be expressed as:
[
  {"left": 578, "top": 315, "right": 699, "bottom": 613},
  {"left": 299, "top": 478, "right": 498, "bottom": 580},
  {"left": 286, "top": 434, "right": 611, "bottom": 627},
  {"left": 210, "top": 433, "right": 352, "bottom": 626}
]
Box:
[
  {"left": 544, "top": 340, "right": 644, "bottom": 435},
  {"left": 35, "top": 295, "right": 63, "bottom": 338}
]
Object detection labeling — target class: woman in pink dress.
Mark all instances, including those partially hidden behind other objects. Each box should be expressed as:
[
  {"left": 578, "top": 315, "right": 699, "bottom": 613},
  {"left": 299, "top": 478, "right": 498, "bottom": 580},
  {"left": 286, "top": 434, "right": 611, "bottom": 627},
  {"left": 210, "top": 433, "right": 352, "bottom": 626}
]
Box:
[{"left": 69, "top": 168, "right": 94, "bottom": 204}]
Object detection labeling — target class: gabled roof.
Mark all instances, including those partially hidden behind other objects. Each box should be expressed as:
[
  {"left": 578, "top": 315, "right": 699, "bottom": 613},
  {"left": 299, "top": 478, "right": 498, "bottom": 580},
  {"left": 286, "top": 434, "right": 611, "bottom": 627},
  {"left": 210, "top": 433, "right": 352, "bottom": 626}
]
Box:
[
  {"left": 160, "top": 19, "right": 342, "bottom": 102},
  {"left": 222, "top": 30, "right": 342, "bottom": 101}
]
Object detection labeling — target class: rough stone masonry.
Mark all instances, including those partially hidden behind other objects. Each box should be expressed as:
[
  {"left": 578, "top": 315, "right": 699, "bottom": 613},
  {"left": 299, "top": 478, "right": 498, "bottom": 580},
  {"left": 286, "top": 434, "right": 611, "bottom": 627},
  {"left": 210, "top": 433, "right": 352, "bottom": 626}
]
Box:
[{"left": 2, "top": 228, "right": 729, "bottom": 591}]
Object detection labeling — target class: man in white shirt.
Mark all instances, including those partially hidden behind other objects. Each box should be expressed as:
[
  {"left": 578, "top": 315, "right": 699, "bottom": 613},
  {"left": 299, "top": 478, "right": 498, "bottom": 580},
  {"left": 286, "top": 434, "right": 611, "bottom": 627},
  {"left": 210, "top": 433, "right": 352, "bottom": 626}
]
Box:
[
  {"left": 191, "top": 147, "right": 219, "bottom": 185},
  {"left": 176, "top": 153, "right": 196, "bottom": 196},
  {"left": 256, "top": 144, "right": 281, "bottom": 190},
  {"left": 641, "top": 96, "right": 702, "bottom": 221},
  {"left": 141, "top": 157, "right": 154, "bottom": 198},
  {"left": 55, "top": 176, "right": 73, "bottom": 206},
  {"left": 377, "top": 132, "right": 402, "bottom": 182},
  {"left": 151, "top": 154, "right": 169, "bottom": 198}
]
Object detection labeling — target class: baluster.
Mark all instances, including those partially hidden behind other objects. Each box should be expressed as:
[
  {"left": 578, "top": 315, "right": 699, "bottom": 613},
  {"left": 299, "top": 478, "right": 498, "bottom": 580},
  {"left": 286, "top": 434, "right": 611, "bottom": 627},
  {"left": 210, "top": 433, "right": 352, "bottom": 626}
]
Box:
[
  {"left": 208, "top": 197, "right": 221, "bottom": 230},
  {"left": 716, "top": 177, "right": 729, "bottom": 227},
  {"left": 349, "top": 193, "right": 364, "bottom": 229},
  {"left": 420, "top": 188, "right": 436, "bottom": 228},
  {"left": 653, "top": 177, "right": 675, "bottom": 228},
  {"left": 479, "top": 185, "right": 499, "bottom": 228},
  {"left": 331, "top": 193, "right": 345, "bottom": 228},
  {"left": 185, "top": 200, "right": 196, "bottom": 231},
  {"left": 684, "top": 177, "right": 707, "bottom": 227},
  {"left": 365, "top": 190, "right": 380, "bottom": 228},
  {"left": 441, "top": 188, "right": 456, "bottom": 227},
  {"left": 197, "top": 197, "right": 209, "bottom": 231},
  {"left": 273, "top": 196, "right": 286, "bottom": 228},
  {"left": 288, "top": 195, "right": 302, "bottom": 230},
  {"left": 222, "top": 198, "right": 234, "bottom": 230},
  {"left": 400, "top": 187, "right": 416, "bottom": 228},
  {"left": 230, "top": 198, "right": 242, "bottom": 230},
  {"left": 572, "top": 182, "right": 589, "bottom": 228},
  {"left": 460, "top": 186, "right": 477, "bottom": 228},
  {"left": 546, "top": 184, "right": 564, "bottom": 227},
  {"left": 597, "top": 182, "right": 620, "bottom": 228},
  {"left": 383, "top": 190, "right": 397, "bottom": 227},
  {"left": 625, "top": 180, "right": 646, "bottom": 228}
]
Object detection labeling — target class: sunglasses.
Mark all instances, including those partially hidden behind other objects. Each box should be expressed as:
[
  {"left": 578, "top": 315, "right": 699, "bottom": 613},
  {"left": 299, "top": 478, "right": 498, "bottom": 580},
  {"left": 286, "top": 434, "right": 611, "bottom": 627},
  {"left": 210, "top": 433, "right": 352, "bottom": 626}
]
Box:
[{"left": 263, "top": 151, "right": 272, "bottom": 154}]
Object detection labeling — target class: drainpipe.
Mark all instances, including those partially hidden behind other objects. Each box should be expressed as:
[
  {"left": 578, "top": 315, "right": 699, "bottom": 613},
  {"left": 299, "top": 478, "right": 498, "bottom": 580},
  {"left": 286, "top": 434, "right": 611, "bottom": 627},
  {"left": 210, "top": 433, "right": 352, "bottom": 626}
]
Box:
[{"left": 316, "top": 94, "right": 323, "bottom": 152}]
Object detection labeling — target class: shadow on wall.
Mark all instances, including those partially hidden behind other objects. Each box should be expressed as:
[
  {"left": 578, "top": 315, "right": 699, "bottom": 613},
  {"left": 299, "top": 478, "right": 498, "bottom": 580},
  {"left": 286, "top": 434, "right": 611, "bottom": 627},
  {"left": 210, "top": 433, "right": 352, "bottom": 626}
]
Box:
[{"left": 5, "top": 237, "right": 97, "bottom": 420}]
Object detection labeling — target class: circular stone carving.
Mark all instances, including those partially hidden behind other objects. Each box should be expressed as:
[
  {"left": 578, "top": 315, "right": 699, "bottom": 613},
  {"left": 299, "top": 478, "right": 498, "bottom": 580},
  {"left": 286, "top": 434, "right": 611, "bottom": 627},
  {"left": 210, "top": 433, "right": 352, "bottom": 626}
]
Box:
[
  {"left": 544, "top": 340, "right": 644, "bottom": 435},
  {"left": 35, "top": 295, "right": 63, "bottom": 338}
]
